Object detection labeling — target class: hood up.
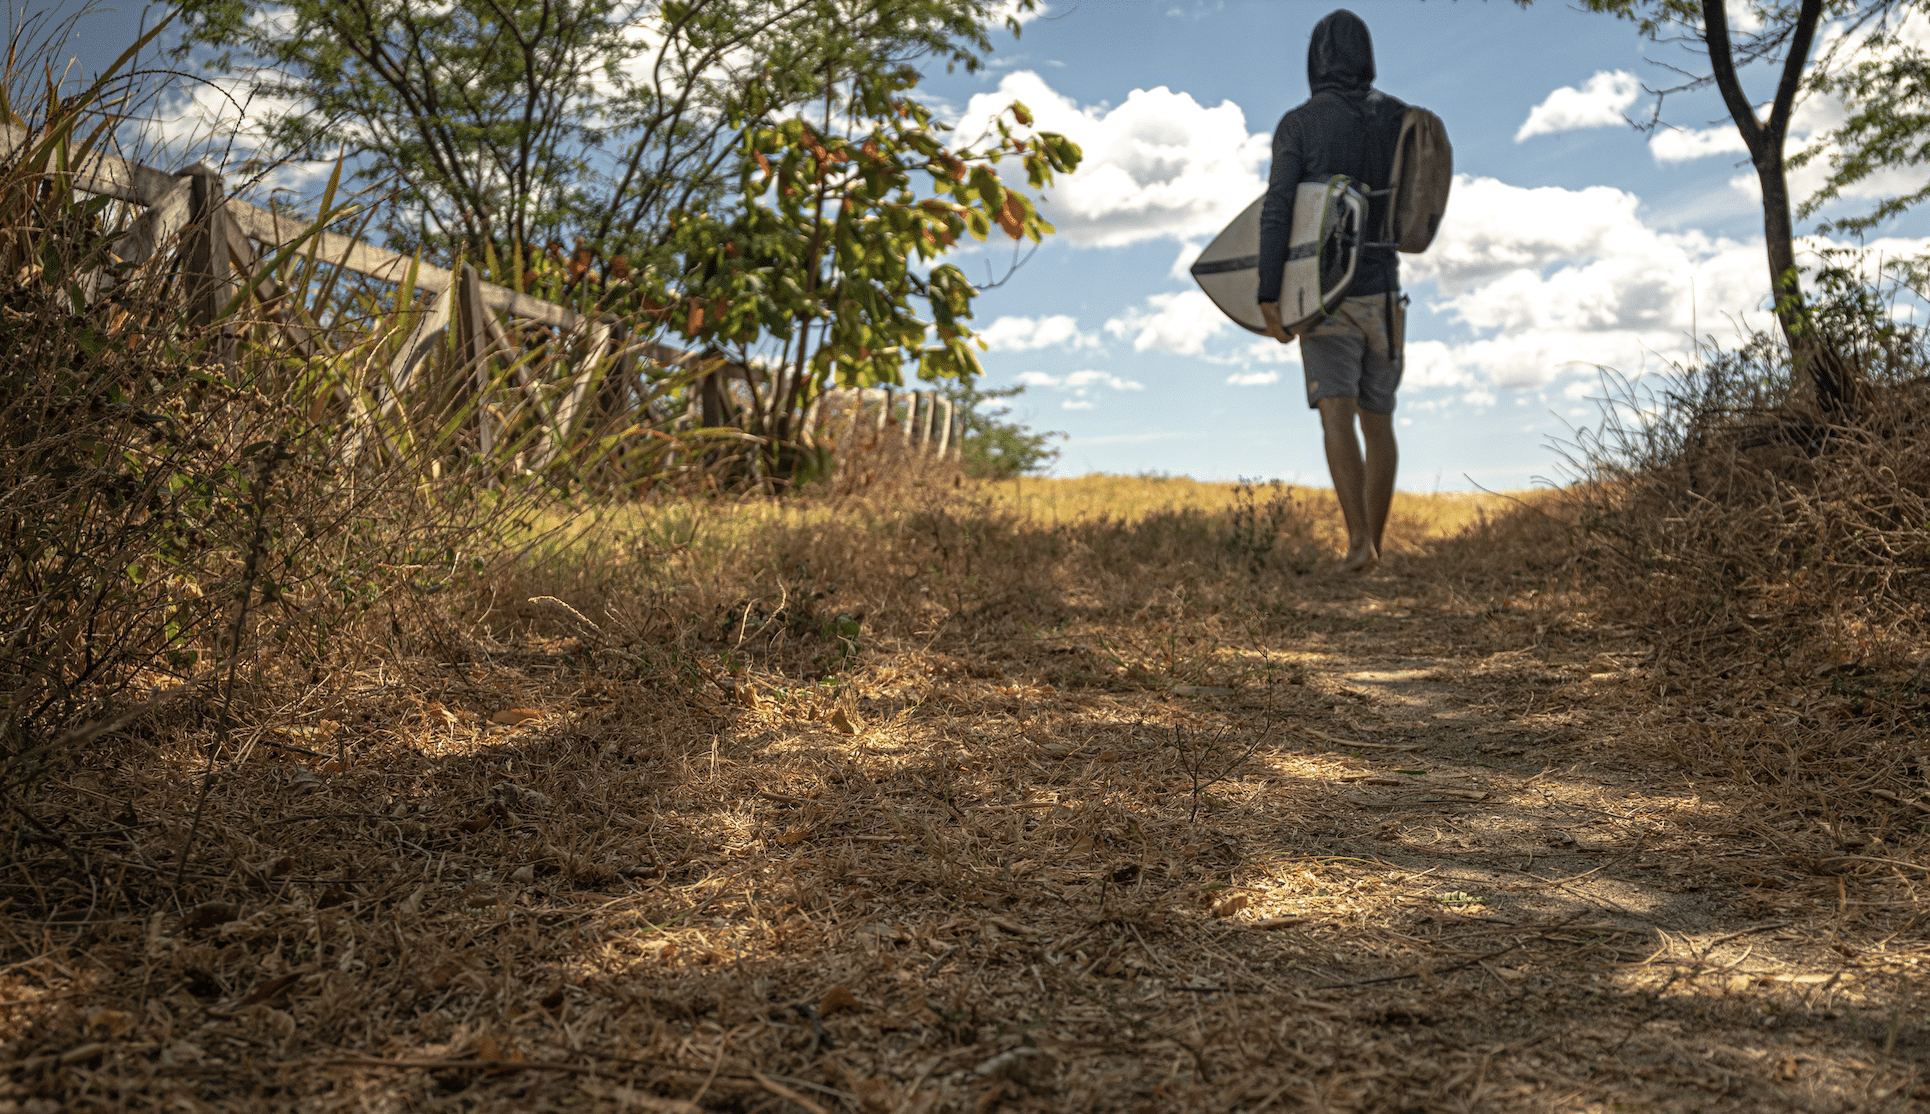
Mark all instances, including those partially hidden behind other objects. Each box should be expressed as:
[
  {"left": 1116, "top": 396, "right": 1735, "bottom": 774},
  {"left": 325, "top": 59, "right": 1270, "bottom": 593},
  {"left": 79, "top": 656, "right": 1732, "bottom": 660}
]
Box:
[{"left": 1307, "top": 9, "right": 1375, "bottom": 95}]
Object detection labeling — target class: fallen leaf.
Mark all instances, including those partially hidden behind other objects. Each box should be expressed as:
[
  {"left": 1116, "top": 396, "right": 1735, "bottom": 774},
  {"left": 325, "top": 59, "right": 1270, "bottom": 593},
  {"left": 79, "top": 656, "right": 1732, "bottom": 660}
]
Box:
[
  {"left": 775, "top": 825, "right": 811, "bottom": 845},
  {"left": 829, "top": 707, "right": 864, "bottom": 735},
  {"left": 236, "top": 972, "right": 302, "bottom": 1007},
  {"left": 754, "top": 1073, "right": 829, "bottom": 1114},
  {"left": 59, "top": 1043, "right": 106, "bottom": 1065},
  {"left": 321, "top": 759, "right": 346, "bottom": 774},
  {"left": 424, "top": 959, "right": 467, "bottom": 990},
  {"left": 182, "top": 901, "right": 241, "bottom": 930},
  {"left": 246, "top": 854, "right": 294, "bottom": 878},
  {"left": 818, "top": 985, "right": 860, "bottom": 1016},
  {"left": 1209, "top": 893, "right": 1249, "bottom": 918},
  {"left": 849, "top": 1076, "right": 897, "bottom": 1114},
  {"left": 490, "top": 708, "right": 541, "bottom": 726},
  {"left": 493, "top": 783, "right": 552, "bottom": 809},
  {"left": 476, "top": 1032, "right": 526, "bottom": 1067},
  {"left": 975, "top": 1047, "right": 1057, "bottom": 1091},
  {"left": 543, "top": 845, "right": 619, "bottom": 883},
  {"left": 509, "top": 865, "right": 535, "bottom": 883},
  {"left": 84, "top": 1008, "right": 134, "bottom": 1037}
]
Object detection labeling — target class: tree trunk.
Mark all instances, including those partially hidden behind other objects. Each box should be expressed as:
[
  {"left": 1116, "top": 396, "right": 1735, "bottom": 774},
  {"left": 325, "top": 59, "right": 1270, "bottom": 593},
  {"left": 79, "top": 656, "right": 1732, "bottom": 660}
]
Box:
[{"left": 1701, "top": 0, "right": 1854, "bottom": 416}]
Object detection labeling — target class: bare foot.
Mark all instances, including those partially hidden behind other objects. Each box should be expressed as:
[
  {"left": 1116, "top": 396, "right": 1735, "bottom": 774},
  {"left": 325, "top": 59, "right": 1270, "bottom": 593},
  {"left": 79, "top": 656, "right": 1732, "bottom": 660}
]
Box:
[{"left": 1338, "top": 544, "right": 1380, "bottom": 575}]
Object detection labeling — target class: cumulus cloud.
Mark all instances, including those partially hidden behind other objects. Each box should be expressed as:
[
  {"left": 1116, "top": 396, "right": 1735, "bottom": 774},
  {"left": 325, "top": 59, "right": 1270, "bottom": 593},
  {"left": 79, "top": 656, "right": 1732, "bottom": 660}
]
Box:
[
  {"left": 959, "top": 71, "right": 1268, "bottom": 247},
  {"left": 1225, "top": 369, "right": 1280, "bottom": 386},
  {"left": 1649, "top": 93, "right": 1837, "bottom": 165},
  {"left": 1102, "top": 290, "right": 1229, "bottom": 354},
  {"left": 1649, "top": 123, "right": 1750, "bottom": 165},
  {"left": 139, "top": 76, "right": 337, "bottom": 197},
  {"left": 987, "top": 0, "right": 1046, "bottom": 26},
  {"left": 1017, "top": 369, "right": 1145, "bottom": 409},
  {"left": 1515, "top": 71, "right": 1641, "bottom": 141},
  {"left": 976, "top": 314, "right": 1099, "bottom": 351},
  {"left": 1393, "top": 174, "right": 1930, "bottom": 398}
]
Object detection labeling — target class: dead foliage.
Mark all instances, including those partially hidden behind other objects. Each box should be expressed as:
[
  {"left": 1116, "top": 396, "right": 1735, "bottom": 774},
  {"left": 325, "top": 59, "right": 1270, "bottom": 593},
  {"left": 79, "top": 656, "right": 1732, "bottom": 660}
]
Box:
[{"left": 6, "top": 473, "right": 1929, "bottom": 1112}]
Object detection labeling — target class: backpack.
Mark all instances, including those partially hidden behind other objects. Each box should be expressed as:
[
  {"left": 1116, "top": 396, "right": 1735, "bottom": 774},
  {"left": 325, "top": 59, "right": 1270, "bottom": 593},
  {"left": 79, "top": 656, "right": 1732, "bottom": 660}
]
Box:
[{"left": 1383, "top": 106, "right": 1451, "bottom": 253}]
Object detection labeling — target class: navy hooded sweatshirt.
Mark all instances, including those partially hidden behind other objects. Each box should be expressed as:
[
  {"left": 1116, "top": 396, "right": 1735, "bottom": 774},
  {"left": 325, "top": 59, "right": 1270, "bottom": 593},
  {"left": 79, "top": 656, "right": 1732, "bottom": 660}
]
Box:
[{"left": 1256, "top": 10, "right": 1406, "bottom": 304}]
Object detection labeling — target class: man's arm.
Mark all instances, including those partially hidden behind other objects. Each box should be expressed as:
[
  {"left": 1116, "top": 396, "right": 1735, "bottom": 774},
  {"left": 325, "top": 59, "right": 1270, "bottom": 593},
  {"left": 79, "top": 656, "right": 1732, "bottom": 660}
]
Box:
[{"left": 1256, "top": 116, "right": 1302, "bottom": 344}]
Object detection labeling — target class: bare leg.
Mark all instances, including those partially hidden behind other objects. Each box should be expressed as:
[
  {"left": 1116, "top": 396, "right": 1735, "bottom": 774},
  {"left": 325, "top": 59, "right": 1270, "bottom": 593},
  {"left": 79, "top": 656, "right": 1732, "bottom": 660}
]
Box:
[
  {"left": 1359, "top": 409, "right": 1399, "bottom": 558},
  {"left": 1317, "top": 397, "right": 1377, "bottom": 573}
]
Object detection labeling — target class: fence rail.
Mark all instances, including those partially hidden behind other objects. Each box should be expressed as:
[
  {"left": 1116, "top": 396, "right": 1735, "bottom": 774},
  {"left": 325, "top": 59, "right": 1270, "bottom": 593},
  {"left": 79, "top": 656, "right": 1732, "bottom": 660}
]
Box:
[{"left": 2, "top": 123, "right": 964, "bottom": 467}]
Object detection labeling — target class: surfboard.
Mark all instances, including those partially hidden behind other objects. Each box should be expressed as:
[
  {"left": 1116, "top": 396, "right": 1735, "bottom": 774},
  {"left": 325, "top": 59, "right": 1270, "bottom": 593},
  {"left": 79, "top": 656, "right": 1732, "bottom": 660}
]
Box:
[{"left": 1190, "top": 178, "right": 1366, "bottom": 335}]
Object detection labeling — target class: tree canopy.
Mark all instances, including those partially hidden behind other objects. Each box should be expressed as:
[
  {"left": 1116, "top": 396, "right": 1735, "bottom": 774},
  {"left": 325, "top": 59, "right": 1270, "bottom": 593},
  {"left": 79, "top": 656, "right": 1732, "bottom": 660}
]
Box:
[{"left": 168, "top": 0, "right": 1035, "bottom": 269}]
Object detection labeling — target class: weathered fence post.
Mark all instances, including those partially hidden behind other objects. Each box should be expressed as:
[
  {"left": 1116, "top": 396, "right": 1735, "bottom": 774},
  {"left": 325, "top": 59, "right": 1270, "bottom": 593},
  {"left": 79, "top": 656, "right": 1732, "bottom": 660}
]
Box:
[
  {"left": 454, "top": 262, "right": 501, "bottom": 468},
  {"left": 176, "top": 162, "right": 233, "bottom": 361},
  {"left": 917, "top": 390, "right": 936, "bottom": 452},
  {"left": 834, "top": 388, "right": 863, "bottom": 448},
  {"left": 936, "top": 395, "right": 954, "bottom": 459},
  {"left": 700, "top": 363, "right": 731, "bottom": 428}
]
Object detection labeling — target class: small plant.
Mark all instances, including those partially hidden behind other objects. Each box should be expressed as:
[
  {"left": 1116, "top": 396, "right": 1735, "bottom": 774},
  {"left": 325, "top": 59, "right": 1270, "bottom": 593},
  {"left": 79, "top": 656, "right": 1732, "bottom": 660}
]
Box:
[
  {"left": 1169, "top": 720, "right": 1270, "bottom": 823},
  {"left": 1225, "top": 479, "right": 1317, "bottom": 574}
]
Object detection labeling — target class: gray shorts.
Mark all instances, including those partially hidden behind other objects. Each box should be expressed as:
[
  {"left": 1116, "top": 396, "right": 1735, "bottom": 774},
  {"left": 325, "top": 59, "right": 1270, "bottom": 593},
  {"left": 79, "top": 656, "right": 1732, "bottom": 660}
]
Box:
[{"left": 1302, "top": 293, "right": 1404, "bottom": 415}]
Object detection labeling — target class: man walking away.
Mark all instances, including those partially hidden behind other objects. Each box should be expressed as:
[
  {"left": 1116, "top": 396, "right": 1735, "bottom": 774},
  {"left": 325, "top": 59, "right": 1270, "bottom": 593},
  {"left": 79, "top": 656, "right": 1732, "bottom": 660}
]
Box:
[{"left": 1256, "top": 9, "right": 1407, "bottom": 575}]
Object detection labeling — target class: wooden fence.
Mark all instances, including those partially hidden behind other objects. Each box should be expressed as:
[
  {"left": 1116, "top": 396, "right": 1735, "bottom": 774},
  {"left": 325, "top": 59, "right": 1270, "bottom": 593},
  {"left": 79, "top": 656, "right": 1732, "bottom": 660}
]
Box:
[{"left": 1, "top": 123, "right": 964, "bottom": 467}]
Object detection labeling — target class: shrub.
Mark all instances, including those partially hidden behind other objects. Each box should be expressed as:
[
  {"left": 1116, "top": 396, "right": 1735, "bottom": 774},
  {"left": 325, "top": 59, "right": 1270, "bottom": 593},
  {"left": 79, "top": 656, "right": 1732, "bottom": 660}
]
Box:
[{"left": 1563, "top": 258, "right": 1930, "bottom": 670}]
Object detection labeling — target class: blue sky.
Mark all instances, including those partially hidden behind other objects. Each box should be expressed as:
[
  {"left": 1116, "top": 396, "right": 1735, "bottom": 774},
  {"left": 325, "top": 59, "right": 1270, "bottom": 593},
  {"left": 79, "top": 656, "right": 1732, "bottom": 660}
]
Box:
[{"left": 37, "top": 0, "right": 1930, "bottom": 489}]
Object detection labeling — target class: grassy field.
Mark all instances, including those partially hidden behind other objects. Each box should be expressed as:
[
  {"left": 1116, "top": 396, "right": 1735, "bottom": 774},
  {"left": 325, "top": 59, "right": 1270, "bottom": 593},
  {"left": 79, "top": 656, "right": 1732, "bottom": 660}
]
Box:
[
  {"left": 7, "top": 468, "right": 1927, "bottom": 1113},
  {"left": 982, "top": 473, "right": 1527, "bottom": 542}
]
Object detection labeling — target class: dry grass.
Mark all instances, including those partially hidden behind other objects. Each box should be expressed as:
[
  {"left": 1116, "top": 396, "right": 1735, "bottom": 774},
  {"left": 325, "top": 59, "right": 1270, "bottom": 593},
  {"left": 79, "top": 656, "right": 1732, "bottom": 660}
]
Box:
[
  {"left": 7, "top": 474, "right": 1929, "bottom": 1113},
  {"left": 982, "top": 473, "right": 1521, "bottom": 540}
]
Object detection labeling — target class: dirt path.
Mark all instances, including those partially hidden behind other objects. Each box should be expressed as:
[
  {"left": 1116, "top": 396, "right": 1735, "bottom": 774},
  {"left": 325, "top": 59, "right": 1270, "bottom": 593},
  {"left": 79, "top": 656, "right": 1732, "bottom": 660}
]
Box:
[{"left": 9, "top": 554, "right": 1929, "bottom": 1113}]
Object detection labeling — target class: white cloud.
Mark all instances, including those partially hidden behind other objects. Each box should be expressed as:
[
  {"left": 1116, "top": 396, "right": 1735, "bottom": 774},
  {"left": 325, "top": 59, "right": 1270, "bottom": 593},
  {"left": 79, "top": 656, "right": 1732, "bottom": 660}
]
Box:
[
  {"left": 1397, "top": 173, "right": 1930, "bottom": 397},
  {"left": 1225, "top": 370, "right": 1279, "bottom": 386},
  {"left": 959, "top": 71, "right": 1268, "bottom": 247},
  {"left": 987, "top": 0, "right": 1046, "bottom": 26},
  {"left": 1649, "top": 94, "right": 1836, "bottom": 166},
  {"left": 1017, "top": 368, "right": 1144, "bottom": 409},
  {"left": 138, "top": 75, "right": 337, "bottom": 198},
  {"left": 1102, "top": 289, "right": 1228, "bottom": 354},
  {"left": 977, "top": 314, "right": 1098, "bottom": 351},
  {"left": 1515, "top": 71, "right": 1640, "bottom": 141},
  {"left": 1649, "top": 124, "right": 1749, "bottom": 165}
]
